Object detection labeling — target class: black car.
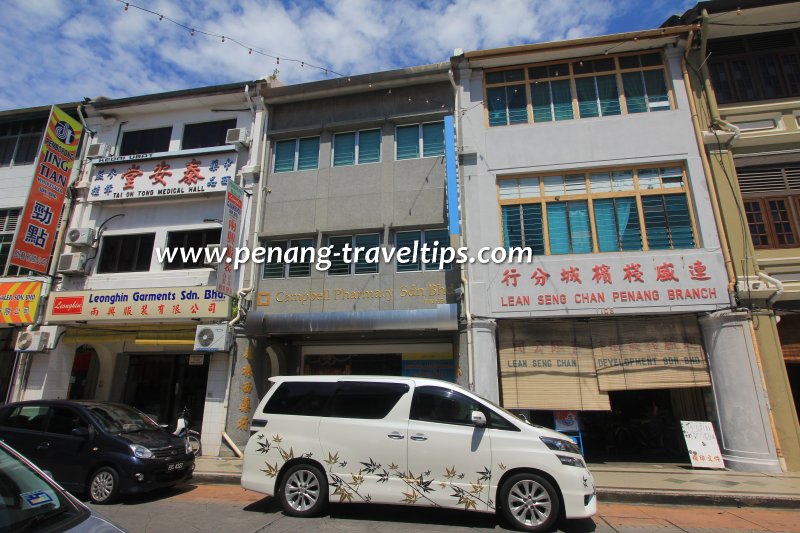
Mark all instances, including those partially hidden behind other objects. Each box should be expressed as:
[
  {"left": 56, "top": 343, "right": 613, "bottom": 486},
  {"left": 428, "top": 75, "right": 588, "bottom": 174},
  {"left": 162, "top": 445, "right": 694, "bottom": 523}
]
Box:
[{"left": 0, "top": 400, "right": 195, "bottom": 504}]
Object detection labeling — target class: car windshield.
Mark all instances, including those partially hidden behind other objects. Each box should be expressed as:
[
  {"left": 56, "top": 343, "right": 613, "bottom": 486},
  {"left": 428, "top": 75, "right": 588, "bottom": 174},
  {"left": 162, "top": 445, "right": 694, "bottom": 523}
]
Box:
[
  {"left": 88, "top": 404, "right": 161, "bottom": 434},
  {"left": 0, "top": 445, "right": 71, "bottom": 533}
]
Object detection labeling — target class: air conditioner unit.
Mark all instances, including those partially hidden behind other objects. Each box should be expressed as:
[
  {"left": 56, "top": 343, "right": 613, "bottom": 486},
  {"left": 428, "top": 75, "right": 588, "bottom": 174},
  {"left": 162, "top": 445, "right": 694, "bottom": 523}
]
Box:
[
  {"left": 204, "top": 244, "right": 223, "bottom": 267},
  {"left": 86, "top": 143, "right": 109, "bottom": 159},
  {"left": 15, "top": 331, "right": 51, "bottom": 352},
  {"left": 193, "top": 324, "right": 231, "bottom": 352},
  {"left": 57, "top": 252, "right": 87, "bottom": 275},
  {"left": 66, "top": 227, "right": 96, "bottom": 248},
  {"left": 225, "top": 128, "right": 249, "bottom": 147}
]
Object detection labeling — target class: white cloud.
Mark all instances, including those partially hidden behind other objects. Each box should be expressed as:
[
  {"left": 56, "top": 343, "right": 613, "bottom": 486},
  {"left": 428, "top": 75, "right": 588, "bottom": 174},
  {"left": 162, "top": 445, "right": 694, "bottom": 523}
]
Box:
[{"left": 0, "top": 0, "right": 690, "bottom": 110}]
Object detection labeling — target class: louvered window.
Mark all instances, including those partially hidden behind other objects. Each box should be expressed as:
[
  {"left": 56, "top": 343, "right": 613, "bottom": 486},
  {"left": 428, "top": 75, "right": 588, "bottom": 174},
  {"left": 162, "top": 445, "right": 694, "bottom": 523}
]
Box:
[
  {"left": 738, "top": 164, "right": 800, "bottom": 249},
  {"left": 499, "top": 166, "right": 695, "bottom": 255},
  {"left": 0, "top": 118, "right": 45, "bottom": 167},
  {"left": 0, "top": 208, "right": 21, "bottom": 274}
]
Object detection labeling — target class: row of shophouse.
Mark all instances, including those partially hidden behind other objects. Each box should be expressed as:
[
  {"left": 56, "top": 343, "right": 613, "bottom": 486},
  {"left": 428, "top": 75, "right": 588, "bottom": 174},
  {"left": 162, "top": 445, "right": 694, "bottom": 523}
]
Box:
[{"left": 1, "top": 0, "right": 799, "bottom": 471}]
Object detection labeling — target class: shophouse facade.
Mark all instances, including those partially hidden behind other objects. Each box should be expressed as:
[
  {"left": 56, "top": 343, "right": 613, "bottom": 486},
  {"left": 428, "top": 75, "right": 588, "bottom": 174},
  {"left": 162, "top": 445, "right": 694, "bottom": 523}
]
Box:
[
  {"left": 669, "top": 0, "right": 800, "bottom": 471},
  {"left": 453, "top": 27, "right": 783, "bottom": 471},
  {"left": 234, "top": 64, "right": 461, "bottom": 450},
  {"left": 24, "top": 83, "right": 264, "bottom": 457},
  {"left": 0, "top": 105, "right": 78, "bottom": 403}
]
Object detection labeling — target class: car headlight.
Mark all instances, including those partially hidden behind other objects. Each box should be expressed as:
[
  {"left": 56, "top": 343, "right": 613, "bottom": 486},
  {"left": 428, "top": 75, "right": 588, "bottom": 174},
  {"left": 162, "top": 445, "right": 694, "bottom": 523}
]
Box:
[
  {"left": 185, "top": 438, "right": 193, "bottom": 455},
  {"left": 540, "top": 436, "right": 582, "bottom": 455},
  {"left": 557, "top": 454, "right": 585, "bottom": 468},
  {"left": 130, "top": 444, "right": 154, "bottom": 459}
]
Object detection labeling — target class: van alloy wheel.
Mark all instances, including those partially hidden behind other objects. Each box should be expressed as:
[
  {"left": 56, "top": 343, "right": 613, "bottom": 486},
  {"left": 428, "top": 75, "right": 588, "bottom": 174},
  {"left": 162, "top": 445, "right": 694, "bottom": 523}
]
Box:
[
  {"left": 279, "top": 464, "right": 328, "bottom": 517},
  {"left": 500, "top": 473, "right": 560, "bottom": 532}
]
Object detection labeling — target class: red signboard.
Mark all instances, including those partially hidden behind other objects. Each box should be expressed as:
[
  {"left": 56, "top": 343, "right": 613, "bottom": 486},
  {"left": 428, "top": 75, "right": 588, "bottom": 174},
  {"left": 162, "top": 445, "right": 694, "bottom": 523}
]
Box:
[
  {"left": 51, "top": 296, "right": 85, "bottom": 315},
  {"left": 10, "top": 106, "right": 83, "bottom": 273}
]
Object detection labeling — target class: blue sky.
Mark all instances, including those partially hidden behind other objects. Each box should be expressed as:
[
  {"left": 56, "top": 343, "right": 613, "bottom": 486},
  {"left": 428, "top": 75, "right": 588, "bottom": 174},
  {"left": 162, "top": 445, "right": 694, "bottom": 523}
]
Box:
[{"left": 0, "top": 0, "right": 696, "bottom": 111}]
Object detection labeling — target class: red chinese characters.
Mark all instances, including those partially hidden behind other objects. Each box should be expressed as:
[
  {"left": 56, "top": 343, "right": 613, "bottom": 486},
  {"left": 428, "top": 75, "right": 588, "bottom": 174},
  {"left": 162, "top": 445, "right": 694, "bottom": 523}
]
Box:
[
  {"left": 179, "top": 159, "right": 204, "bottom": 185},
  {"left": 592, "top": 264, "right": 612, "bottom": 284},
  {"left": 501, "top": 268, "right": 521, "bottom": 287},
  {"left": 121, "top": 164, "right": 144, "bottom": 190},
  {"left": 561, "top": 267, "right": 581, "bottom": 284},
  {"left": 655, "top": 262, "right": 679, "bottom": 282},
  {"left": 531, "top": 268, "right": 550, "bottom": 286},
  {"left": 689, "top": 260, "right": 711, "bottom": 281},
  {"left": 623, "top": 263, "right": 645, "bottom": 283},
  {"left": 149, "top": 161, "right": 172, "bottom": 186}
]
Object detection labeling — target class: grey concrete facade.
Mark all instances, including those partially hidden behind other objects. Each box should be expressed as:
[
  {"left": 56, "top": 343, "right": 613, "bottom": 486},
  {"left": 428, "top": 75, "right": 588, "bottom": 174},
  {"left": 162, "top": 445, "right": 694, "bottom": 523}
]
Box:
[{"left": 238, "top": 65, "right": 462, "bottom": 423}]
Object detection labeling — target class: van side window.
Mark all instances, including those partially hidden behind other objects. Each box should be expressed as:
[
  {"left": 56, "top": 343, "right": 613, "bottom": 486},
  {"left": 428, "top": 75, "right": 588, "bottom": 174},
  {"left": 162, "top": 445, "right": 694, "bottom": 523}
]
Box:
[
  {"left": 264, "top": 382, "right": 336, "bottom": 416},
  {"left": 410, "top": 386, "right": 483, "bottom": 426},
  {"left": 328, "top": 382, "right": 409, "bottom": 419}
]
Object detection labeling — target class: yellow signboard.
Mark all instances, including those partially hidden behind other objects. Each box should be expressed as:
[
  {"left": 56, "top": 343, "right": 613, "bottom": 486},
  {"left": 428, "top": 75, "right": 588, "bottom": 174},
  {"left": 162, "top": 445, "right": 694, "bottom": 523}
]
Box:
[{"left": 0, "top": 281, "right": 42, "bottom": 325}]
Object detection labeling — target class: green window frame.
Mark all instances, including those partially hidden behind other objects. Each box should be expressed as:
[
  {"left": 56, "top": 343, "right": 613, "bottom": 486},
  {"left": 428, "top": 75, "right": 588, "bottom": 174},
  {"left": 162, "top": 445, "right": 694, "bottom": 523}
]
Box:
[
  {"left": 273, "top": 137, "right": 320, "bottom": 172},
  {"left": 396, "top": 122, "right": 445, "bottom": 160},
  {"left": 262, "top": 238, "right": 314, "bottom": 278},
  {"left": 499, "top": 166, "right": 695, "bottom": 255},
  {"left": 395, "top": 229, "right": 450, "bottom": 272},
  {"left": 333, "top": 129, "right": 381, "bottom": 167}
]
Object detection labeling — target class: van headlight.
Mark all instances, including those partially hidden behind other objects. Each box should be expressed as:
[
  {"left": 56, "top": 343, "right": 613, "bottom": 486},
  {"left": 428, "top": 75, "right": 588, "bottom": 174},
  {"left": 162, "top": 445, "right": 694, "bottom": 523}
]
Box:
[
  {"left": 130, "top": 444, "right": 154, "bottom": 459},
  {"left": 540, "top": 436, "right": 582, "bottom": 455}
]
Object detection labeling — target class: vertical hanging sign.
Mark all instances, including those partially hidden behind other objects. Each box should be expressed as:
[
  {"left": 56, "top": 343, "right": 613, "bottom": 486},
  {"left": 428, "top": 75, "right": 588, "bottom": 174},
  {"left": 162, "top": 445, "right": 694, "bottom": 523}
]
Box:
[
  {"left": 217, "top": 179, "right": 244, "bottom": 296},
  {"left": 10, "top": 106, "right": 83, "bottom": 273}
]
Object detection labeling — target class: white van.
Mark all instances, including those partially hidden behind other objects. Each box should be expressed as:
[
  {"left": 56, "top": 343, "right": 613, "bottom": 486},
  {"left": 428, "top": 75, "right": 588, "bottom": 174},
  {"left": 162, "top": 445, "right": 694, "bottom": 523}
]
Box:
[{"left": 241, "top": 376, "right": 596, "bottom": 532}]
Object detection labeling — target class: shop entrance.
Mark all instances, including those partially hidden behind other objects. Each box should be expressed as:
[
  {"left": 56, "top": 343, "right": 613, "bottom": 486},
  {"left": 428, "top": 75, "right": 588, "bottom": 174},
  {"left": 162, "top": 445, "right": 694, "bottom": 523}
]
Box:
[
  {"left": 67, "top": 346, "right": 99, "bottom": 400},
  {"left": 304, "top": 354, "right": 402, "bottom": 375},
  {"left": 122, "top": 354, "right": 209, "bottom": 431}
]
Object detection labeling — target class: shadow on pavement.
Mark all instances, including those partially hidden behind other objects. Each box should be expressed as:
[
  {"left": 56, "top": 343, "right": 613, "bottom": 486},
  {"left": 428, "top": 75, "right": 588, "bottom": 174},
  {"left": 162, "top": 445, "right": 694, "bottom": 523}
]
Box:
[
  {"left": 80, "top": 482, "right": 199, "bottom": 506},
  {"left": 239, "top": 498, "right": 597, "bottom": 532}
]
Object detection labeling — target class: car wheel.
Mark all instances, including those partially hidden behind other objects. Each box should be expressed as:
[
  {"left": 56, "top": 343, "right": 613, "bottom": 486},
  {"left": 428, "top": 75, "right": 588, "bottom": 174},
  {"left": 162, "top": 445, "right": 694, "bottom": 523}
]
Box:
[
  {"left": 89, "top": 466, "right": 120, "bottom": 504},
  {"left": 278, "top": 463, "right": 328, "bottom": 517},
  {"left": 187, "top": 431, "right": 202, "bottom": 456},
  {"left": 499, "top": 473, "right": 560, "bottom": 532}
]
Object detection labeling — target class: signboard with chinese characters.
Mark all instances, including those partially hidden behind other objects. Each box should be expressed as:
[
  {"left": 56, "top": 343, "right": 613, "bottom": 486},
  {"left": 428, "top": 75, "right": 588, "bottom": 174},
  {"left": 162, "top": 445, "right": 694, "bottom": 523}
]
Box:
[
  {"left": 681, "top": 421, "right": 725, "bottom": 469},
  {"left": 88, "top": 153, "right": 237, "bottom": 202},
  {"left": 217, "top": 179, "right": 244, "bottom": 296},
  {"left": 0, "top": 281, "right": 42, "bottom": 325},
  {"left": 490, "top": 250, "right": 729, "bottom": 317},
  {"left": 45, "top": 286, "right": 230, "bottom": 323},
  {"left": 11, "top": 106, "right": 83, "bottom": 273}
]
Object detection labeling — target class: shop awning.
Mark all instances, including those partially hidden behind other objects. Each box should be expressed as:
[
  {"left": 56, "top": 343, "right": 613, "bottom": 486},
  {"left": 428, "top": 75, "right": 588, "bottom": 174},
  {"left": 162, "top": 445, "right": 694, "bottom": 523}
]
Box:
[{"left": 245, "top": 304, "right": 458, "bottom": 336}]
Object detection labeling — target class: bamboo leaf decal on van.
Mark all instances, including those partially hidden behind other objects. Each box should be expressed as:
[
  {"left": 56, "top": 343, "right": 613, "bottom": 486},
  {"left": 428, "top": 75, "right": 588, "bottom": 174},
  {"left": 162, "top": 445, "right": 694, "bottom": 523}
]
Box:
[{"left": 260, "top": 462, "right": 279, "bottom": 478}]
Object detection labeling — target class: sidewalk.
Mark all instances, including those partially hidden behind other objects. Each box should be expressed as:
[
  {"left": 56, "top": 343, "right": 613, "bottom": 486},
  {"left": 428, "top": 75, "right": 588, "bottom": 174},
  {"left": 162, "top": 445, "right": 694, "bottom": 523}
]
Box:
[{"left": 192, "top": 456, "right": 800, "bottom": 509}]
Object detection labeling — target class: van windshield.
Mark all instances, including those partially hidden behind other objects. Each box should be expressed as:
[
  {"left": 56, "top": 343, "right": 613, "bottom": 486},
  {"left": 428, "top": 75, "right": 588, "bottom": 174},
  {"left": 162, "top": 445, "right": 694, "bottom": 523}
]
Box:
[{"left": 88, "top": 404, "right": 161, "bottom": 434}]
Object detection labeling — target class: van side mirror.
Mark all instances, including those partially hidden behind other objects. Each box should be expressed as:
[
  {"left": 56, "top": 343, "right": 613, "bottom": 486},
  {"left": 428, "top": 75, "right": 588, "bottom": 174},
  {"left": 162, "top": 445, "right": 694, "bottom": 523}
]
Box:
[
  {"left": 72, "top": 427, "right": 90, "bottom": 438},
  {"left": 471, "top": 411, "right": 487, "bottom": 427}
]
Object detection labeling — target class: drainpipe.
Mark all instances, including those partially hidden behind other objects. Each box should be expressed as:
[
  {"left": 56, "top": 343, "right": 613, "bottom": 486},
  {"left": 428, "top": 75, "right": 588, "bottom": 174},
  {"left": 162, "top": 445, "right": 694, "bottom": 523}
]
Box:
[
  {"left": 448, "top": 66, "right": 475, "bottom": 390},
  {"left": 681, "top": 32, "right": 737, "bottom": 294},
  {"left": 757, "top": 272, "right": 785, "bottom": 308}
]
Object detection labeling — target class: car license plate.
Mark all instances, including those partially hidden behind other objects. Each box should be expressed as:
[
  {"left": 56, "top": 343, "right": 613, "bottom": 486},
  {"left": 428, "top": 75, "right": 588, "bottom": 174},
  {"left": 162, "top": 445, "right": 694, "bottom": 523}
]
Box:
[{"left": 167, "top": 462, "right": 184, "bottom": 471}]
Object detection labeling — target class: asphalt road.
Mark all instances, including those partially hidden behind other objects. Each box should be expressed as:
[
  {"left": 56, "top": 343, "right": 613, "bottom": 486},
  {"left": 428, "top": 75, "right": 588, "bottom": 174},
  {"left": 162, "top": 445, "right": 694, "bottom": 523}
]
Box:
[{"left": 87, "top": 483, "right": 800, "bottom": 533}]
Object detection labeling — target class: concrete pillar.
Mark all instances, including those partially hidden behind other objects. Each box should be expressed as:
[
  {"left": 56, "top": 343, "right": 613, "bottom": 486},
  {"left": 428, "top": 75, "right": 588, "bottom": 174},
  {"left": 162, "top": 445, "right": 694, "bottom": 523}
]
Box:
[
  {"left": 471, "top": 318, "right": 498, "bottom": 403},
  {"left": 700, "top": 311, "right": 781, "bottom": 472},
  {"left": 223, "top": 335, "right": 258, "bottom": 454}
]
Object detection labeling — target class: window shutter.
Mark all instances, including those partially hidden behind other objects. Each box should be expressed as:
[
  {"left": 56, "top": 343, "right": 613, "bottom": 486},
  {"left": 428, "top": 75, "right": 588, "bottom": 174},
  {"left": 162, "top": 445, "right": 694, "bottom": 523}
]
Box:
[
  {"left": 396, "top": 126, "right": 419, "bottom": 160},
  {"left": 422, "top": 122, "right": 445, "bottom": 157},
  {"left": 333, "top": 133, "right": 355, "bottom": 167},
  {"left": 328, "top": 236, "right": 352, "bottom": 275},
  {"left": 596, "top": 75, "right": 621, "bottom": 116},
  {"left": 287, "top": 238, "right": 313, "bottom": 277},
  {"left": 575, "top": 78, "right": 599, "bottom": 118},
  {"left": 487, "top": 87, "right": 509, "bottom": 126},
  {"left": 531, "top": 83, "right": 553, "bottom": 122},
  {"left": 354, "top": 234, "right": 380, "bottom": 274},
  {"left": 357, "top": 130, "right": 381, "bottom": 164},
  {"left": 395, "top": 231, "right": 421, "bottom": 271},
  {"left": 297, "top": 137, "right": 320, "bottom": 170},
  {"left": 274, "top": 141, "right": 296, "bottom": 172},
  {"left": 263, "top": 240, "right": 287, "bottom": 278},
  {"left": 622, "top": 72, "right": 647, "bottom": 113},
  {"left": 551, "top": 80, "right": 574, "bottom": 121}
]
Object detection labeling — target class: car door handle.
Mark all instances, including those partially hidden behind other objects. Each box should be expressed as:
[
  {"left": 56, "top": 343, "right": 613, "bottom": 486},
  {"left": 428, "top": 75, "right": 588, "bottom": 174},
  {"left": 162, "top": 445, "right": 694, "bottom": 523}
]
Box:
[
  {"left": 410, "top": 433, "right": 428, "bottom": 441},
  {"left": 37, "top": 441, "right": 50, "bottom": 450},
  {"left": 387, "top": 432, "right": 405, "bottom": 440}
]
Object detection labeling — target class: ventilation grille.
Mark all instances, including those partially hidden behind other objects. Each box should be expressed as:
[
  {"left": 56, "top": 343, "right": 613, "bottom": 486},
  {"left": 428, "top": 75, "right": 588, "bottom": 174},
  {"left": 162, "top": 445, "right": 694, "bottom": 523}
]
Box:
[
  {"left": 748, "top": 32, "right": 796, "bottom": 52},
  {"left": 737, "top": 166, "right": 800, "bottom": 194},
  {"left": 709, "top": 39, "right": 746, "bottom": 56}
]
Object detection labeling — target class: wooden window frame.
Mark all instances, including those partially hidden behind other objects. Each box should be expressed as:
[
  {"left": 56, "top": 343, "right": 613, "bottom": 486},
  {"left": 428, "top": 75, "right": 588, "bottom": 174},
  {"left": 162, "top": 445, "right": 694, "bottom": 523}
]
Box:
[
  {"left": 744, "top": 195, "right": 799, "bottom": 249},
  {"left": 496, "top": 164, "right": 698, "bottom": 255},
  {"left": 483, "top": 51, "right": 674, "bottom": 127}
]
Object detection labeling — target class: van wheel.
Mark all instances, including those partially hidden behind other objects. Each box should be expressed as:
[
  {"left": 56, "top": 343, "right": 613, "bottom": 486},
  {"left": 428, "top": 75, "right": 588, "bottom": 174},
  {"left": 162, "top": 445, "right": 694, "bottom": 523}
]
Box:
[
  {"left": 279, "top": 463, "right": 328, "bottom": 517},
  {"left": 499, "top": 473, "right": 560, "bottom": 532},
  {"left": 89, "top": 466, "right": 120, "bottom": 504}
]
